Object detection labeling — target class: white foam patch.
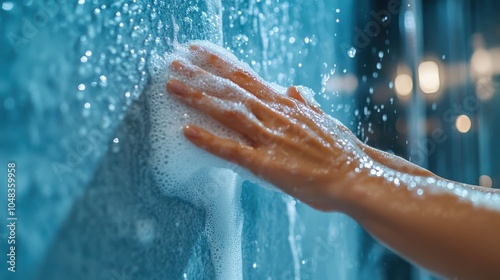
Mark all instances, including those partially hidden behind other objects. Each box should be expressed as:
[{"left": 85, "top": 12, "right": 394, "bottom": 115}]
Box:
[{"left": 146, "top": 41, "right": 279, "bottom": 280}]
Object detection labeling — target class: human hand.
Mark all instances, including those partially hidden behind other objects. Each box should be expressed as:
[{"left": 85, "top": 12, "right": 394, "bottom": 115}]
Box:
[{"left": 166, "top": 43, "right": 370, "bottom": 211}]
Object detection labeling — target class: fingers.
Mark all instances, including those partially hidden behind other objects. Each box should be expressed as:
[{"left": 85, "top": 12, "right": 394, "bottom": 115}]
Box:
[
  {"left": 176, "top": 44, "right": 309, "bottom": 116},
  {"left": 167, "top": 79, "right": 272, "bottom": 142},
  {"left": 168, "top": 63, "right": 291, "bottom": 131},
  {"left": 167, "top": 45, "right": 335, "bottom": 150},
  {"left": 170, "top": 59, "right": 255, "bottom": 105},
  {"left": 183, "top": 125, "right": 260, "bottom": 170},
  {"left": 170, "top": 59, "right": 204, "bottom": 80},
  {"left": 188, "top": 44, "right": 293, "bottom": 105}
]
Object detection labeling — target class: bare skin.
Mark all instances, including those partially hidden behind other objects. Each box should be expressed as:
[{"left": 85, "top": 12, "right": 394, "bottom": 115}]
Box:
[{"left": 166, "top": 43, "right": 500, "bottom": 280}]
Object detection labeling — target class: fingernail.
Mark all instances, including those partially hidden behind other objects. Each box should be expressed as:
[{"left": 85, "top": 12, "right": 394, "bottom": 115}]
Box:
[
  {"left": 184, "top": 126, "right": 202, "bottom": 138},
  {"left": 167, "top": 80, "right": 186, "bottom": 95}
]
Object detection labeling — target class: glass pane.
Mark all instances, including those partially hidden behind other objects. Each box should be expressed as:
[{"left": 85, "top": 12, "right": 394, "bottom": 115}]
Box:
[{"left": 1, "top": 0, "right": 498, "bottom": 279}]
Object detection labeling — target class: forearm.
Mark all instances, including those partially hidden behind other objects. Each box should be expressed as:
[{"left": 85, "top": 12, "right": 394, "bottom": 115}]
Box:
[{"left": 340, "top": 169, "right": 500, "bottom": 279}]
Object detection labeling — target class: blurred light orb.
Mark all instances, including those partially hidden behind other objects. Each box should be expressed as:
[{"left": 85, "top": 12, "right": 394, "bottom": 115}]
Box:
[
  {"left": 471, "top": 49, "right": 493, "bottom": 76},
  {"left": 479, "top": 175, "right": 493, "bottom": 188},
  {"left": 455, "top": 115, "right": 472, "bottom": 133},
  {"left": 418, "top": 61, "right": 441, "bottom": 94},
  {"left": 395, "top": 74, "right": 413, "bottom": 96}
]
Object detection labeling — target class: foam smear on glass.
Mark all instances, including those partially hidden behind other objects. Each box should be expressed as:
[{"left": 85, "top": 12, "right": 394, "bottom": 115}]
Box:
[{"left": 147, "top": 41, "right": 286, "bottom": 279}]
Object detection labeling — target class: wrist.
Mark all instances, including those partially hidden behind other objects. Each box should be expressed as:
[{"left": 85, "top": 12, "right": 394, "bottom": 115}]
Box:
[{"left": 324, "top": 163, "right": 377, "bottom": 214}]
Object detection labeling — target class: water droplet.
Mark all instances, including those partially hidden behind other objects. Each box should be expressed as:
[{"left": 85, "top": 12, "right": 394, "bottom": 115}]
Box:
[
  {"left": 347, "top": 47, "right": 357, "bottom": 58},
  {"left": 2, "top": 2, "right": 13, "bottom": 11}
]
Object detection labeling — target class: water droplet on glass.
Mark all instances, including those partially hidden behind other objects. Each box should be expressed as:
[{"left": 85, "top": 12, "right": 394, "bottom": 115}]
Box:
[
  {"left": 347, "top": 47, "right": 357, "bottom": 58},
  {"left": 2, "top": 2, "right": 14, "bottom": 10}
]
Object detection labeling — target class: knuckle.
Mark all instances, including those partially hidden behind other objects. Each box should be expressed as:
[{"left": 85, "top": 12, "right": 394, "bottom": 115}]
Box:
[
  {"left": 208, "top": 53, "right": 219, "bottom": 63},
  {"left": 232, "top": 69, "right": 254, "bottom": 85},
  {"left": 222, "top": 110, "right": 240, "bottom": 119}
]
